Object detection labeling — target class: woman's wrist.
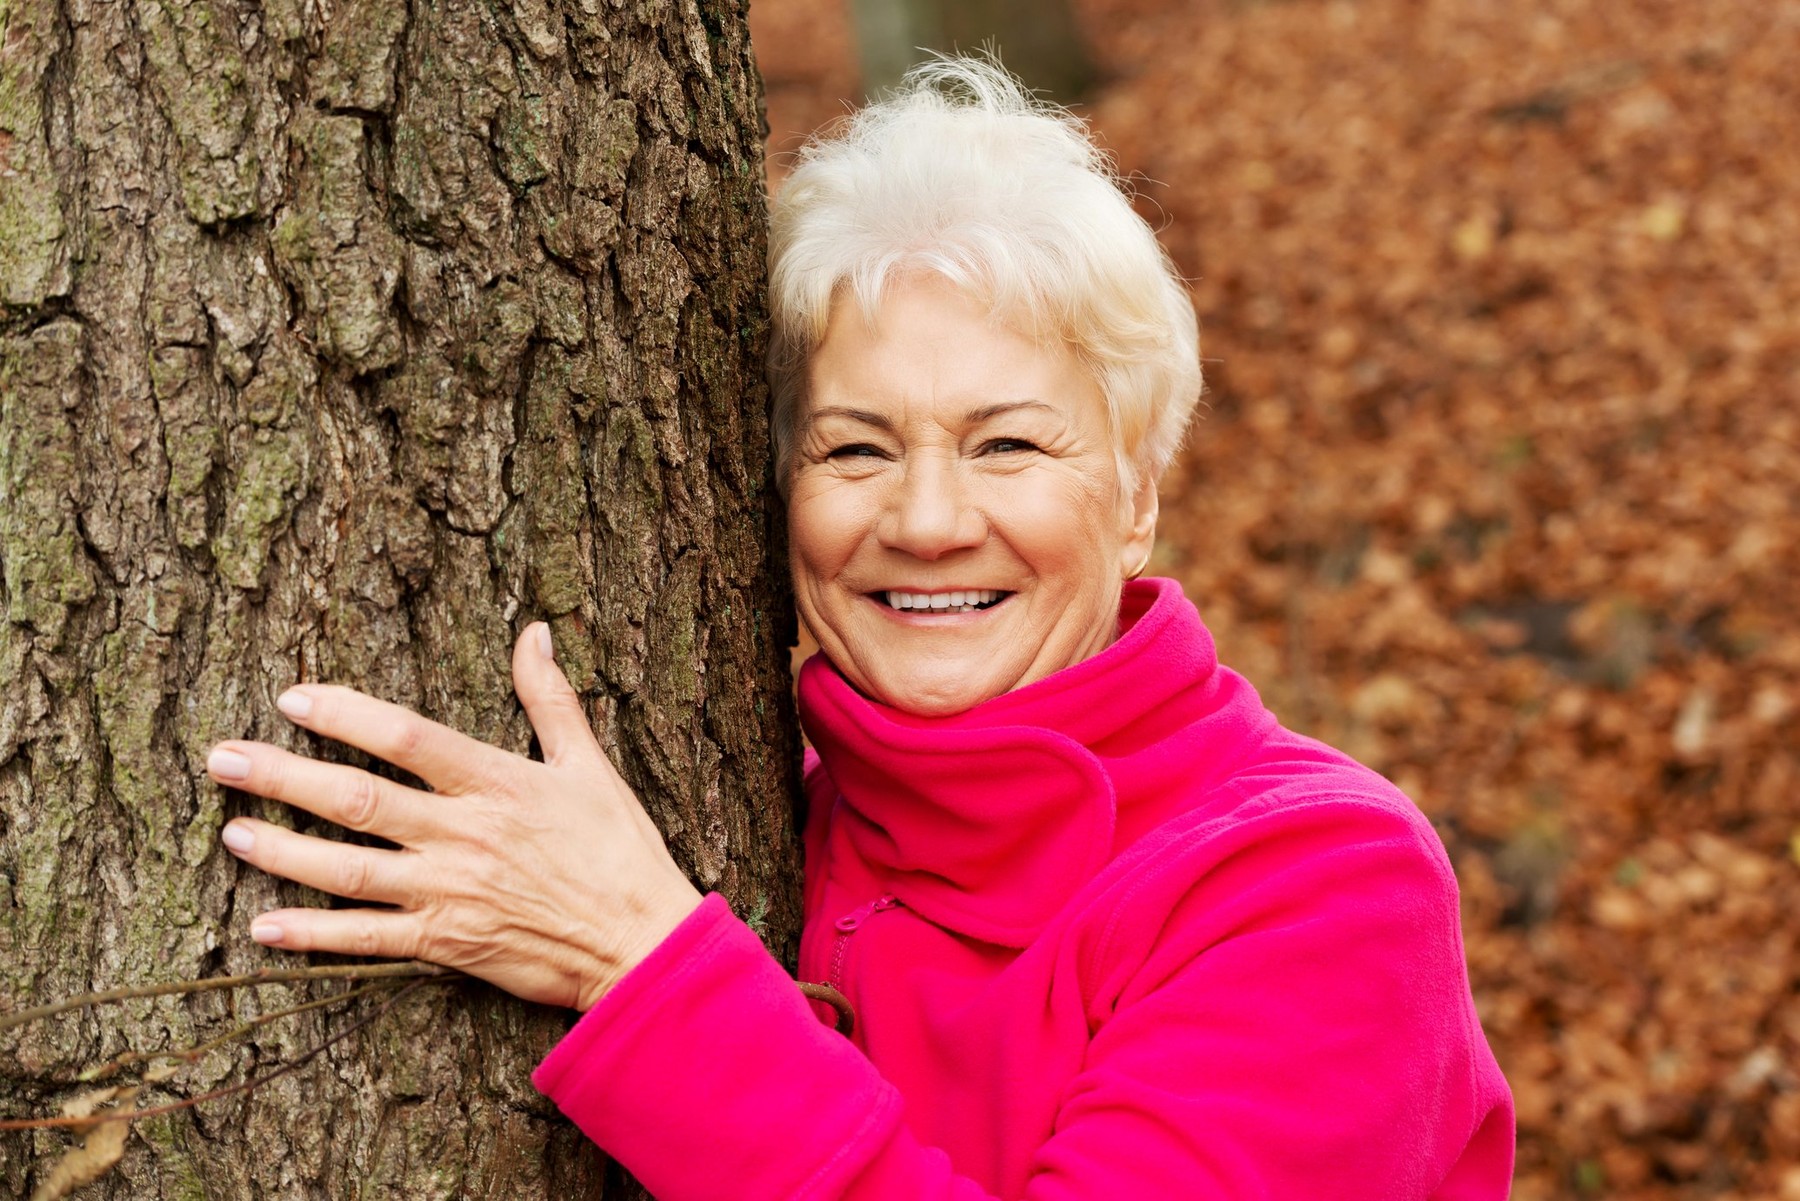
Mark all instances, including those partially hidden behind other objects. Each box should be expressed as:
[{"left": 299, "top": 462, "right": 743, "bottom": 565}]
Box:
[{"left": 573, "top": 876, "right": 707, "bottom": 1011}]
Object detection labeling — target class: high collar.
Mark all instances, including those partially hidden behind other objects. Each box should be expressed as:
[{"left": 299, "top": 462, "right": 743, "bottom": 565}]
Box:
[{"left": 798, "top": 578, "right": 1272, "bottom": 947}]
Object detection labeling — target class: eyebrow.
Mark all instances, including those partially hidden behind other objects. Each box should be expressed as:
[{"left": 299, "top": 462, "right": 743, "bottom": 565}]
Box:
[
  {"left": 962, "top": 400, "right": 1056, "bottom": 423},
  {"left": 805, "top": 406, "right": 896, "bottom": 432}
]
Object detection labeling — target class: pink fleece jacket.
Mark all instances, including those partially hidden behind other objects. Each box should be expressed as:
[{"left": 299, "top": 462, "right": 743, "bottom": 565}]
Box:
[{"left": 534, "top": 579, "right": 1515, "bottom": 1198}]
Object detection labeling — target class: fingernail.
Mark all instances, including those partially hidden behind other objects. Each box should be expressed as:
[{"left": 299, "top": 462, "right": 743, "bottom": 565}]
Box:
[
  {"left": 277, "top": 689, "right": 313, "bottom": 721},
  {"left": 220, "top": 823, "right": 254, "bottom": 855},
  {"left": 251, "top": 920, "right": 284, "bottom": 945},
  {"left": 536, "top": 623, "right": 554, "bottom": 659},
  {"left": 208, "top": 748, "right": 252, "bottom": 781}
]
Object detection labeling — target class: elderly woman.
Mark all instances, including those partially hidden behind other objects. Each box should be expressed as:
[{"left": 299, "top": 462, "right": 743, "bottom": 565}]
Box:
[{"left": 206, "top": 61, "right": 1513, "bottom": 1198}]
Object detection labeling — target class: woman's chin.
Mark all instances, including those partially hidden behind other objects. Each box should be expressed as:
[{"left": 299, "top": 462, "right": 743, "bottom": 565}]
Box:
[
  {"left": 886, "top": 691, "right": 991, "bottom": 719},
  {"left": 863, "top": 668, "right": 1015, "bottom": 718}
]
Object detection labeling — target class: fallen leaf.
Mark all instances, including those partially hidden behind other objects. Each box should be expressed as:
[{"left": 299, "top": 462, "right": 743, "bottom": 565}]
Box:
[{"left": 30, "top": 1088, "right": 138, "bottom": 1201}]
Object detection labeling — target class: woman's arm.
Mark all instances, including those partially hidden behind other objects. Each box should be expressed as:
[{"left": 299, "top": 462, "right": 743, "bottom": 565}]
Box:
[
  {"left": 211, "top": 629, "right": 1510, "bottom": 1199},
  {"left": 206, "top": 623, "right": 702, "bottom": 1010},
  {"left": 535, "top": 803, "right": 1514, "bottom": 1201}
]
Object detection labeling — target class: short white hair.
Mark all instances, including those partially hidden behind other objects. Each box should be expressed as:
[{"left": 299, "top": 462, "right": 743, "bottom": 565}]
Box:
[{"left": 766, "top": 56, "right": 1201, "bottom": 492}]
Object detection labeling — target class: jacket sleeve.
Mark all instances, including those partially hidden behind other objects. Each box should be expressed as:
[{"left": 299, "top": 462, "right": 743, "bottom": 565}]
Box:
[
  {"left": 533, "top": 798, "right": 1513, "bottom": 1200},
  {"left": 532, "top": 893, "right": 920, "bottom": 1199}
]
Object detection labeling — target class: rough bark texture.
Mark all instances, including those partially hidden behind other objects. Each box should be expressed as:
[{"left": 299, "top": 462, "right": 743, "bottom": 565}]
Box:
[{"left": 0, "top": 0, "right": 801, "bottom": 1194}]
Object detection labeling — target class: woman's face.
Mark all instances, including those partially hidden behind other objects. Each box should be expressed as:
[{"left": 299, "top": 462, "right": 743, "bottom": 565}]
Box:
[{"left": 787, "top": 277, "right": 1158, "bottom": 717}]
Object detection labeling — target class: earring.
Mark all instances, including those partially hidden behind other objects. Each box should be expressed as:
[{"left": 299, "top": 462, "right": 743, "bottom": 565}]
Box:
[{"left": 1126, "top": 553, "right": 1152, "bottom": 581}]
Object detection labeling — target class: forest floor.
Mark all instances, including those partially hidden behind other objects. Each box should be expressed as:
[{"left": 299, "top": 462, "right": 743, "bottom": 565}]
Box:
[{"left": 749, "top": 0, "right": 1800, "bottom": 1197}]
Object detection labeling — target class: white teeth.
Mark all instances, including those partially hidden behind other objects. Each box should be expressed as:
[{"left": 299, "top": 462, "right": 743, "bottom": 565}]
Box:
[{"left": 883, "top": 589, "right": 1004, "bottom": 611}]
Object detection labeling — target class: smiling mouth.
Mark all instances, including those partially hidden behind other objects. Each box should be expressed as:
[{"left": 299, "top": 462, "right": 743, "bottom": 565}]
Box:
[{"left": 878, "top": 589, "right": 1010, "bottom": 614}]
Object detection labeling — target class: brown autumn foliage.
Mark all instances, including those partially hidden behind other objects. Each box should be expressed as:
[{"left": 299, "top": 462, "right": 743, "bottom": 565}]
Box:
[{"left": 750, "top": 1, "right": 1800, "bottom": 1197}]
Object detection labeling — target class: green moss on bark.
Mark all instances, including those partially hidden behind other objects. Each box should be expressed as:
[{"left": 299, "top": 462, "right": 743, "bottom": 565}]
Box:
[
  {"left": 137, "top": 0, "right": 259, "bottom": 223},
  {"left": 0, "top": 325, "right": 95, "bottom": 642},
  {"left": 313, "top": 0, "right": 410, "bottom": 113},
  {"left": 0, "top": 0, "right": 69, "bottom": 310},
  {"left": 271, "top": 116, "right": 404, "bottom": 373},
  {"left": 212, "top": 428, "right": 307, "bottom": 590}
]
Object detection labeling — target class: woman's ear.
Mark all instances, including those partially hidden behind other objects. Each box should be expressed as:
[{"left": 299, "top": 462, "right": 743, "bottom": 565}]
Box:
[{"left": 1119, "top": 471, "right": 1160, "bottom": 577}]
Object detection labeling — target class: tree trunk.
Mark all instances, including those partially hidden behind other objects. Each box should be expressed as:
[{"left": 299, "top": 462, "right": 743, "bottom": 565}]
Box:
[
  {"left": 849, "top": 0, "right": 1096, "bottom": 102},
  {"left": 0, "top": 0, "right": 800, "bottom": 1194}
]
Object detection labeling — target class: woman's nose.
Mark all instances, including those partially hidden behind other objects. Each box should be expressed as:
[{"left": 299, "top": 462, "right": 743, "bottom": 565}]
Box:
[{"left": 875, "top": 457, "right": 986, "bottom": 560}]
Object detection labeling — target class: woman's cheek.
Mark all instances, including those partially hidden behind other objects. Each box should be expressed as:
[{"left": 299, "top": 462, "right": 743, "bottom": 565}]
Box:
[
  {"left": 791, "top": 472, "right": 875, "bottom": 548},
  {"left": 989, "top": 470, "right": 1120, "bottom": 565}
]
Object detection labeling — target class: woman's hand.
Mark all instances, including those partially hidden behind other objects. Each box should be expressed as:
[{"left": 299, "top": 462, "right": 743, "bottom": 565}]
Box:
[{"left": 204, "top": 623, "right": 704, "bottom": 1011}]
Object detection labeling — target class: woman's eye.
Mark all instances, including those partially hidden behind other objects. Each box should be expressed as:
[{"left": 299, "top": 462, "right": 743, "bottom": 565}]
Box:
[
  {"left": 827, "top": 443, "right": 885, "bottom": 460},
  {"left": 981, "top": 438, "right": 1041, "bottom": 455}
]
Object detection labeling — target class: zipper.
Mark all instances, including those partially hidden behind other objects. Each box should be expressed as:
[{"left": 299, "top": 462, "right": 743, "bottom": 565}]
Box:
[{"left": 827, "top": 893, "right": 901, "bottom": 993}]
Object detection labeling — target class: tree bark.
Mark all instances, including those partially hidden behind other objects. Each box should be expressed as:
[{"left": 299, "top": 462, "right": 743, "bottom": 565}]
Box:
[{"left": 0, "top": 0, "right": 800, "bottom": 1194}]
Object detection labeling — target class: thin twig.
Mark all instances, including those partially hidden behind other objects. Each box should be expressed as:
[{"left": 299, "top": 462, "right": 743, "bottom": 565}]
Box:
[
  {"left": 0, "top": 963, "right": 459, "bottom": 1033},
  {"left": 0, "top": 981, "right": 429, "bottom": 1131},
  {"left": 798, "top": 982, "right": 855, "bottom": 1037},
  {"left": 75, "top": 981, "right": 405, "bottom": 1085}
]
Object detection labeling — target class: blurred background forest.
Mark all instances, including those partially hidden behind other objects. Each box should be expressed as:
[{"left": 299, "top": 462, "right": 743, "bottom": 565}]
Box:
[{"left": 748, "top": 1, "right": 1800, "bottom": 1197}]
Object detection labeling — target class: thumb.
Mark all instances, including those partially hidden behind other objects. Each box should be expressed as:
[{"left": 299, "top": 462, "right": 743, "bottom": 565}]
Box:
[{"left": 513, "top": 622, "right": 601, "bottom": 767}]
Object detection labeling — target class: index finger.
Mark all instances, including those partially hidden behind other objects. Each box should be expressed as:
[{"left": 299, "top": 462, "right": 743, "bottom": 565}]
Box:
[{"left": 276, "top": 685, "right": 510, "bottom": 795}]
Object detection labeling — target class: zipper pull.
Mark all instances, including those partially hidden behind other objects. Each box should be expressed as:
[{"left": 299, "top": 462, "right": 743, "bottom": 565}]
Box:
[{"left": 835, "top": 893, "right": 900, "bottom": 932}]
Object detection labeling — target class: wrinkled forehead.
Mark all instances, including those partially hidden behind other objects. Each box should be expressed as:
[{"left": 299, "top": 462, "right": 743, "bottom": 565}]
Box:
[
  {"left": 821, "top": 265, "right": 1068, "bottom": 347},
  {"left": 799, "top": 274, "right": 1088, "bottom": 424}
]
